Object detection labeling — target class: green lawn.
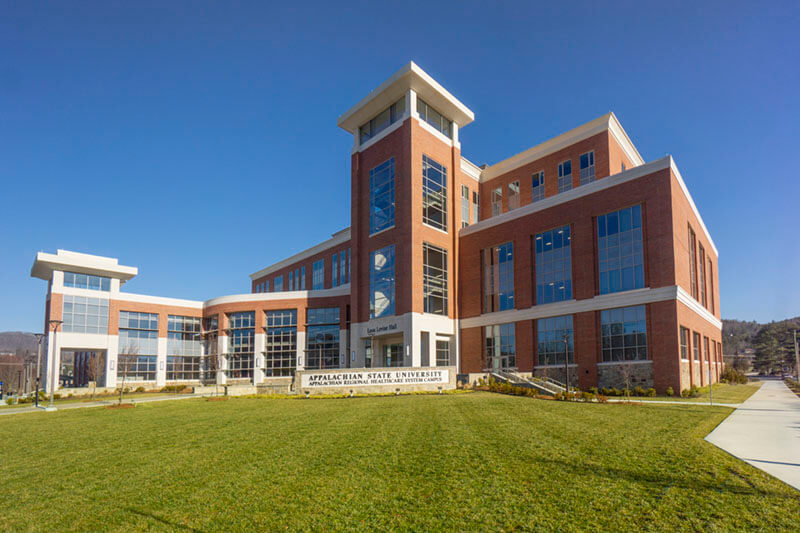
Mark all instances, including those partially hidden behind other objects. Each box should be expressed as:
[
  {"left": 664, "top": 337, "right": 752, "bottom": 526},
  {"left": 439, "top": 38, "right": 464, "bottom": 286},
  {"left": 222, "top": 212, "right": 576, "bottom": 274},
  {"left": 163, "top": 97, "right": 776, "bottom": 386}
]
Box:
[
  {"left": 1, "top": 393, "right": 798, "bottom": 531},
  {"left": 0, "top": 391, "right": 188, "bottom": 409},
  {"left": 636, "top": 381, "right": 763, "bottom": 404}
]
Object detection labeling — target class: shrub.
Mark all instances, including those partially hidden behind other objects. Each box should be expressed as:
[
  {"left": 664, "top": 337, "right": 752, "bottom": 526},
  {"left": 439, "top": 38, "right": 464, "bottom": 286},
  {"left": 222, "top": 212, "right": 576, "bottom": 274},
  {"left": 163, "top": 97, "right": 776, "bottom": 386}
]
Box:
[
  {"left": 5, "top": 398, "right": 14, "bottom": 405},
  {"left": 53, "top": 394, "right": 62, "bottom": 400},
  {"left": 633, "top": 386, "right": 646, "bottom": 397},
  {"left": 666, "top": 386, "right": 674, "bottom": 397},
  {"left": 135, "top": 387, "right": 146, "bottom": 393},
  {"left": 721, "top": 366, "right": 748, "bottom": 384},
  {"left": 596, "top": 394, "right": 609, "bottom": 404},
  {"left": 646, "top": 388, "right": 657, "bottom": 397},
  {"left": 588, "top": 387, "right": 598, "bottom": 395}
]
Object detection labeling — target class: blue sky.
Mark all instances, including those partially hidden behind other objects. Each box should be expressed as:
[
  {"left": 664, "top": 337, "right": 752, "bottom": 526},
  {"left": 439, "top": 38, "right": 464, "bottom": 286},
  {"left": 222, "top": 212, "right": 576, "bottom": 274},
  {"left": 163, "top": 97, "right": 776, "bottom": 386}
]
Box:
[{"left": 1, "top": 1, "right": 798, "bottom": 332}]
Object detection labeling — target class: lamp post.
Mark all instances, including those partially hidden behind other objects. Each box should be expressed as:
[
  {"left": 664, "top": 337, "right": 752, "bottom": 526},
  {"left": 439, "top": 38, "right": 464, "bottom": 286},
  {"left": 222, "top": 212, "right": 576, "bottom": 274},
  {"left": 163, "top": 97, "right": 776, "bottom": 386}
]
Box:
[
  {"left": 48, "top": 320, "right": 63, "bottom": 410},
  {"left": 33, "top": 333, "right": 44, "bottom": 408},
  {"left": 794, "top": 330, "right": 799, "bottom": 382},
  {"left": 562, "top": 333, "right": 570, "bottom": 395}
]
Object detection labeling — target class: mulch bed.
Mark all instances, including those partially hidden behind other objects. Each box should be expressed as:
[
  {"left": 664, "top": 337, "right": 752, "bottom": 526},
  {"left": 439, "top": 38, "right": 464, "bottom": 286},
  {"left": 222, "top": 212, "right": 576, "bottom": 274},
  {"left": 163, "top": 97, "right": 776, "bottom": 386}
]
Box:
[{"left": 105, "top": 404, "right": 135, "bottom": 409}]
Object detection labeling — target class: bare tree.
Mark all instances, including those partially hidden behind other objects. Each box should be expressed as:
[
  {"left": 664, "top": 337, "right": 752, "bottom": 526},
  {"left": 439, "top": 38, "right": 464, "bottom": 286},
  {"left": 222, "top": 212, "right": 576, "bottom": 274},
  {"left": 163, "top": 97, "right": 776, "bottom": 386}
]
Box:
[
  {"left": 86, "top": 352, "right": 106, "bottom": 400},
  {"left": 617, "top": 364, "right": 633, "bottom": 400},
  {"left": 117, "top": 343, "right": 138, "bottom": 405},
  {"left": 206, "top": 351, "right": 222, "bottom": 396}
]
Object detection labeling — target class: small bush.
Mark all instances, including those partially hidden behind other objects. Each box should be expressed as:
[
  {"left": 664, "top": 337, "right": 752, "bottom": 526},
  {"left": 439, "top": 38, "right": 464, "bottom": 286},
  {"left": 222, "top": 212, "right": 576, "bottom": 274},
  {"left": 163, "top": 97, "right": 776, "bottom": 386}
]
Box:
[
  {"left": 646, "top": 388, "right": 656, "bottom": 397},
  {"left": 134, "top": 387, "right": 146, "bottom": 393},
  {"left": 5, "top": 398, "right": 14, "bottom": 405},
  {"left": 720, "top": 366, "right": 748, "bottom": 384},
  {"left": 633, "top": 386, "right": 646, "bottom": 397},
  {"left": 666, "top": 386, "right": 674, "bottom": 397},
  {"left": 53, "top": 394, "right": 62, "bottom": 400},
  {"left": 596, "top": 394, "right": 609, "bottom": 404},
  {"left": 588, "top": 387, "right": 598, "bottom": 395}
]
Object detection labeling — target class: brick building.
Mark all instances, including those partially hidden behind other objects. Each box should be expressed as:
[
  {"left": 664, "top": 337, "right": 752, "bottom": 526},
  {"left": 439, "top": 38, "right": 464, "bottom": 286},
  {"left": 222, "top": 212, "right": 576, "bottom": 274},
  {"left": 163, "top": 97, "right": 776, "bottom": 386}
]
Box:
[{"left": 32, "top": 62, "right": 721, "bottom": 394}]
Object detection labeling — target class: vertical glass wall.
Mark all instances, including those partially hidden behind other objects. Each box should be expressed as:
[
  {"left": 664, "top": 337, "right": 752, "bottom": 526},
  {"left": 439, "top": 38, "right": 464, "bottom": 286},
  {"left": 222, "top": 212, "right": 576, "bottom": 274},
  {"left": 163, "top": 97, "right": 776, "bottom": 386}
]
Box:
[
  {"left": 370, "top": 245, "right": 396, "bottom": 318},
  {"left": 482, "top": 242, "right": 514, "bottom": 313},
  {"left": 535, "top": 225, "right": 572, "bottom": 304},
  {"left": 265, "top": 310, "right": 297, "bottom": 377},
  {"left": 306, "top": 308, "right": 341, "bottom": 369},
  {"left": 370, "top": 158, "right": 395, "bottom": 234},
  {"left": 597, "top": 204, "right": 644, "bottom": 294},
  {"left": 227, "top": 311, "right": 254, "bottom": 378}
]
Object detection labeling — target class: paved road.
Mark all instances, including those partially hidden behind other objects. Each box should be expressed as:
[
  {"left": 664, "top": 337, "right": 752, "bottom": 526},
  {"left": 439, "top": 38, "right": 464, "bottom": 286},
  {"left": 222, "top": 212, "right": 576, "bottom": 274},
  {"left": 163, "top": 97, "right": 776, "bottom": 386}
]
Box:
[
  {"left": 706, "top": 378, "right": 800, "bottom": 490},
  {"left": 0, "top": 394, "right": 203, "bottom": 416}
]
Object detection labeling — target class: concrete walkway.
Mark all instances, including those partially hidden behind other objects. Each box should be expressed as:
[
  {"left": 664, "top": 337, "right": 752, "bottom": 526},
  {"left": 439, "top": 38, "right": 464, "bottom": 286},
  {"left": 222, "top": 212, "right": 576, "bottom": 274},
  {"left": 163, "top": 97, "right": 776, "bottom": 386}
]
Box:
[
  {"left": 0, "top": 394, "right": 204, "bottom": 416},
  {"left": 706, "top": 378, "right": 800, "bottom": 490}
]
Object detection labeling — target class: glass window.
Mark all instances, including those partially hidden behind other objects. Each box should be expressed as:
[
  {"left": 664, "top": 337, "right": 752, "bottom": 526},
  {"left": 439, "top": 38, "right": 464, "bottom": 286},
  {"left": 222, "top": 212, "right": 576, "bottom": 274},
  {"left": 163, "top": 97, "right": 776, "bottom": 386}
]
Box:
[
  {"left": 423, "top": 243, "right": 448, "bottom": 315},
  {"left": 62, "top": 295, "right": 109, "bottom": 334},
  {"left": 370, "top": 245, "right": 395, "bottom": 318},
  {"left": 312, "top": 259, "right": 324, "bottom": 290},
  {"left": 693, "top": 332, "right": 701, "bottom": 361},
  {"left": 417, "top": 99, "right": 452, "bottom": 138},
  {"left": 289, "top": 271, "right": 294, "bottom": 291},
  {"left": 347, "top": 249, "right": 351, "bottom": 283},
  {"left": 491, "top": 187, "right": 502, "bottom": 217},
  {"left": 306, "top": 307, "right": 340, "bottom": 370},
  {"left": 688, "top": 226, "right": 697, "bottom": 299},
  {"left": 535, "top": 225, "right": 572, "bottom": 304},
  {"left": 482, "top": 242, "right": 514, "bottom": 313},
  {"left": 118, "top": 311, "right": 159, "bottom": 381},
  {"left": 166, "top": 315, "right": 202, "bottom": 381},
  {"left": 699, "top": 245, "right": 707, "bottom": 308},
  {"left": 339, "top": 252, "right": 347, "bottom": 285},
  {"left": 558, "top": 160, "right": 572, "bottom": 193},
  {"left": 435, "top": 339, "right": 450, "bottom": 366},
  {"left": 461, "top": 185, "right": 470, "bottom": 228},
  {"left": 63, "top": 271, "right": 111, "bottom": 291},
  {"left": 300, "top": 266, "right": 306, "bottom": 290},
  {"left": 508, "top": 181, "right": 520, "bottom": 210},
  {"left": 532, "top": 171, "right": 545, "bottom": 202},
  {"left": 370, "top": 158, "right": 395, "bottom": 234},
  {"left": 537, "top": 315, "right": 574, "bottom": 365},
  {"left": 422, "top": 155, "right": 447, "bottom": 231},
  {"left": 265, "top": 310, "right": 297, "bottom": 377},
  {"left": 332, "top": 253, "right": 339, "bottom": 287},
  {"left": 579, "top": 151, "right": 595, "bottom": 185},
  {"left": 226, "top": 311, "right": 254, "bottom": 379},
  {"left": 708, "top": 259, "right": 715, "bottom": 314},
  {"left": 597, "top": 205, "right": 644, "bottom": 294},
  {"left": 359, "top": 97, "right": 406, "bottom": 144},
  {"left": 600, "top": 306, "right": 648, "bottom": 362},
  {"left": 274, "top": 275, "right": 283, "bottom": 292},
  {"left": 365, "top": 338, "right": 373, "bottom": 369},
  {"left": 472, "top": 191, "right": 479, "bottom": 224},
  {"left": 680, "top": 327, "right": 689, "bottom": 360},
  {"left": 485, "top": 323, "right": 516, "bottom": 370}
]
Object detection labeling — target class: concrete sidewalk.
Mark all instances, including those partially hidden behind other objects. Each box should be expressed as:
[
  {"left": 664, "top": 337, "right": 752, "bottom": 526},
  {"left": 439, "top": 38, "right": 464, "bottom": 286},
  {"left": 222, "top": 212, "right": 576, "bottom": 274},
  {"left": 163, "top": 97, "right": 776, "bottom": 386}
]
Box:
[
  {"left": 706, "top": 378, "right": 800, "bottom": 490},
  {"left": 0, "top": 394, "right": 204, "bottom": 416}
]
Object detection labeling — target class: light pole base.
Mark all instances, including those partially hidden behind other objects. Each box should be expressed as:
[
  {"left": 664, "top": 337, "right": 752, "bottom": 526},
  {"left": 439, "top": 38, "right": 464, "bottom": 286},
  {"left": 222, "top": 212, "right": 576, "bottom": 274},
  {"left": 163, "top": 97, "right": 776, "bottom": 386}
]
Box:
[{"left": 43, "top": 406, "right": 57, "bottom": 412}]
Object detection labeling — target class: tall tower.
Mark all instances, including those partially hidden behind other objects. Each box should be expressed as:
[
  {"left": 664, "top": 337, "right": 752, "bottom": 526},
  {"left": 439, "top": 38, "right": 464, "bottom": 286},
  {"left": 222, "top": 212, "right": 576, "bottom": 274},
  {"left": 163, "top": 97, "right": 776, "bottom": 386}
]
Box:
[{"left": 337, "top": 62, "right": 475, "bottom": 369}]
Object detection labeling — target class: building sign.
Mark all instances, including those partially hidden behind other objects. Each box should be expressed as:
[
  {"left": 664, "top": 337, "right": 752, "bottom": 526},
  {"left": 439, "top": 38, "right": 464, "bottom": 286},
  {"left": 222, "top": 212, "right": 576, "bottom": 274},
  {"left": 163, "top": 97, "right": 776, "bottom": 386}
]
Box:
[
  {"left": 300, "top": 369, "right": 449, "bottom": 389},
  {"left": 366, "top": 323, "right": 399, "bottom": 335}
]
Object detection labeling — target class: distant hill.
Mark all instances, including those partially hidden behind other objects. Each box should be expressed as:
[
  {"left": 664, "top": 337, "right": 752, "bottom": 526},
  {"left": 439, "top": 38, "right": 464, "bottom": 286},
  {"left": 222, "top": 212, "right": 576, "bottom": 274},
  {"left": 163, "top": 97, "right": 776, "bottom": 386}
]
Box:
[
  {"left": 722, "top": 317, "right": 800, "bottom": 355},
  {"left": 0, "top": 332, "right": 39, "bottom": 361}
]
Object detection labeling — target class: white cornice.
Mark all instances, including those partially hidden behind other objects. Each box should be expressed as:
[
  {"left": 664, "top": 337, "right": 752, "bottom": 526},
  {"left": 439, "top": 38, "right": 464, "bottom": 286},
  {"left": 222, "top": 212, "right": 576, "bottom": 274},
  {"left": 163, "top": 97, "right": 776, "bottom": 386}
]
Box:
[
  {"left": 31, "top": 250, "right": 138, "bottom": 282},
  {"left": 480, "top": 112, "right": 644, "bottom": 183},
  {"left": 459, "top": 285, "right": 722, "bottom": 330},
  {"left": 114, "top": 292, "right": 204, "bottom": 309},
  {"left": 460, "top": 157, "right": 672, "bottom": 237},
  {"left": 675, "top": 285, "right": 722, "bottom": 329},
  {"left": 249, "top": 228, "right": 351, "bottom": 280},
  {"left": 204, "top": 285, "right": 350, "bottom": 307},
  {"left": 460, "top": 157, "right": 481, "bottom": 181},
  {"left": 337, "top": 61, "right": 474, "bottom": 133},
  {"left": 669, "top": 157, "right": 718, "bottom": 257}
]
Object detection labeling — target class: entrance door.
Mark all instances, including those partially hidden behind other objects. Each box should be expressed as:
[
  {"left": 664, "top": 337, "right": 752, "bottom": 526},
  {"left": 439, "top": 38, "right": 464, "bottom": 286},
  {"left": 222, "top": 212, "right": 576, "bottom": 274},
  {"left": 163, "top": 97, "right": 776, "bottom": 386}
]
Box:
[{"left": 384, "top": 344, "right": 403, "bottom": 367}]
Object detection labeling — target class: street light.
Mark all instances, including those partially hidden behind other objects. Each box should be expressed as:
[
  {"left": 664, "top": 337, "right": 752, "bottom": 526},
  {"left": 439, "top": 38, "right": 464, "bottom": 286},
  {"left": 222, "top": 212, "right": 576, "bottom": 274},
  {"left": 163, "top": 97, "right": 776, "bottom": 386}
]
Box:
[
  {"left": 562, "top": 333, "right": 570, "bottom": 395},
  {"left": 48, "top": 320, "right": 63, "bottom": 410},
  {"left": 33, "top": 333, "right": 45, "bottom": 408}
]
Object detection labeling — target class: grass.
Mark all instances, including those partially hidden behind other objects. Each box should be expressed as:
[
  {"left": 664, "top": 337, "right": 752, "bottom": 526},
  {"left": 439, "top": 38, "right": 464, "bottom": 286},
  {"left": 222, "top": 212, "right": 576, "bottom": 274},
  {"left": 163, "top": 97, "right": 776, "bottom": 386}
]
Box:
[
  {"left": 1, "top": 393, "right": 798, "bottom": 531},
  {"left": 635, "top": 381, "right": 764, "bottom": 404}
]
